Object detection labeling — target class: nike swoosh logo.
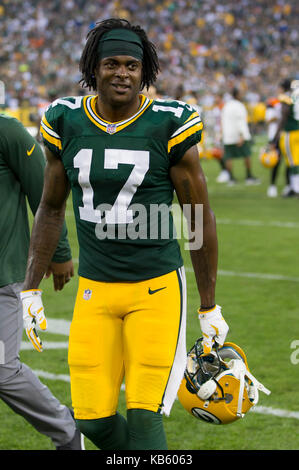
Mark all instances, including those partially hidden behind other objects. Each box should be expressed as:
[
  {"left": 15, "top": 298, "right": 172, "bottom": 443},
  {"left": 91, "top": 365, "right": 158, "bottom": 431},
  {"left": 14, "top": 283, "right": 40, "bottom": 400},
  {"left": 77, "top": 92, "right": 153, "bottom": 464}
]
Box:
[
  {"left": 27, "top": 144, "right": 36, "bottom": 156},
  {"left": 148, "top": 287, "right": 167, "bottom": 295}
]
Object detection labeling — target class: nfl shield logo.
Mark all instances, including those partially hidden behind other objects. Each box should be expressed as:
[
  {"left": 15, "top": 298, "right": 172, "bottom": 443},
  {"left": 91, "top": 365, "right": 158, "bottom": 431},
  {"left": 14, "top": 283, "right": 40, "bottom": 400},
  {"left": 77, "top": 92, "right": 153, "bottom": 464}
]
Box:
[
  {"left": 83, "top": 289, "right": 92, "bottom": 300},
  {"left": 106, "top": 123, "right": 117, "bottom": 134}
]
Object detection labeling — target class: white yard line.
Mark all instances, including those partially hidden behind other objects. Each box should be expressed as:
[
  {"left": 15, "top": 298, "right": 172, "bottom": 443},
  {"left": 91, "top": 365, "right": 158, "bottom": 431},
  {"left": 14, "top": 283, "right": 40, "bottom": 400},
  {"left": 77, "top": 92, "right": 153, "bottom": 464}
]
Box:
[
  {"left": 172, "top": 212, "right": 299, "bottom": 230},
  {"left": 252, "top": 406, "right": 299, "bottom": 420},
  {"left": 218, "top": 269, "right": 299, "bottom": 283},
  {"left": 21, "top": 341, "right": 69, "bottom": 350},
  {"left": 70, "top": 258, "right": 299, "bottom": 283},
  {"left": 184, "top": 267, "right": 299, "bottom": 283},
  {"left": 32, "top": 369, "right": 299, "bottom": 421},
  {"left": 66, "top": 210, "right": 299, "bottom": 230},
  {"left": 47, "top": 318, "right": 71, "bottom": 335},
  {"left": 216, "top": 218, "right": 299, "bottom": 229},
  {"left": 21, "top": 318, "right": 70, "bottom": 350},
  {"left": 33, "top": 369, "right": 70, "bottom": 383}
]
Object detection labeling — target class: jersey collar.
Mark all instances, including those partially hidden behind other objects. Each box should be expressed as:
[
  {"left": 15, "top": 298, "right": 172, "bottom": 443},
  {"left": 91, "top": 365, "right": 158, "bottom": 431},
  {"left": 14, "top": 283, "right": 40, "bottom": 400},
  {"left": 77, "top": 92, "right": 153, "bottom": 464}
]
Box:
[{"left": 83, "top": 94, "right": 153, "bottom": 134}]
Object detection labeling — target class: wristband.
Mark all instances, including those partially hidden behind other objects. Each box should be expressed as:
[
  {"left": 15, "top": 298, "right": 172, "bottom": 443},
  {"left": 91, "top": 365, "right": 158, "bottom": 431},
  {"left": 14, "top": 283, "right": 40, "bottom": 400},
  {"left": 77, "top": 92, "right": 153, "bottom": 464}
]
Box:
[{"left": 199, "top": 304, "right": 216, "bottom": 311}]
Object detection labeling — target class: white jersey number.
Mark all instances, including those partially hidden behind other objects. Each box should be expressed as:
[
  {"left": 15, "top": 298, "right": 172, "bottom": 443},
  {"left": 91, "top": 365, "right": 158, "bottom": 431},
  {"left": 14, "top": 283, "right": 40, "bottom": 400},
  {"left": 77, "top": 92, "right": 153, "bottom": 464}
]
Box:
[
  {"left": 74, "top": 148, "right": 150, "bottom": 224},
  {"left": 51, "top": 97, "right": 83, "bottom": 110}
]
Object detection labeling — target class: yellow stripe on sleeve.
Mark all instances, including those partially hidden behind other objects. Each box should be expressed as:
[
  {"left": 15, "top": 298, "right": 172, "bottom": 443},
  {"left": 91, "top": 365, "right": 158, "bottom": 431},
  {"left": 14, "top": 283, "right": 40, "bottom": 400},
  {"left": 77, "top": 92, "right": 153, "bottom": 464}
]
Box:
[
  {"left": 184, "top": 112, "right": 199, "bottom": 124},
  {"left": 40, "top": 126, "right": 62, "bottom": 150},
  {"left": 41, "top": 115, "right": 54, "bottom": 130},
  {"left": 168, "top": 121, "right": 203, "bottom": 153}
]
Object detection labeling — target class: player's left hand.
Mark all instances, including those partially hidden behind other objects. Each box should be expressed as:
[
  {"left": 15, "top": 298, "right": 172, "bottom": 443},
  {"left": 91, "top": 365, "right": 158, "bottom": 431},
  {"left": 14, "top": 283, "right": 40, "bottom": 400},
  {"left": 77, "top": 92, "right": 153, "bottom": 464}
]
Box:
[
  {"left": 44, "top": 259, "right": 74, "bottom": 291},
  {"left": 198, "top": 305, "right": 229, "bottom": 353},
  {"left": 20, "top": 289, "right": 47, "bottom": 352}
]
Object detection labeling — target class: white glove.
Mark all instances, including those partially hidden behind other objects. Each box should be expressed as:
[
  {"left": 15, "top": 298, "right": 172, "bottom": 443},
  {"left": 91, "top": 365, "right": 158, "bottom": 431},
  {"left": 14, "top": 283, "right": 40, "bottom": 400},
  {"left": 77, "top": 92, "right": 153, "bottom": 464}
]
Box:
[
  {"left": 198, "top": 304, "right": 229, "bottom": 354},
  {"left": 20, "top": 289, "right": 47, "bottom": 352}
]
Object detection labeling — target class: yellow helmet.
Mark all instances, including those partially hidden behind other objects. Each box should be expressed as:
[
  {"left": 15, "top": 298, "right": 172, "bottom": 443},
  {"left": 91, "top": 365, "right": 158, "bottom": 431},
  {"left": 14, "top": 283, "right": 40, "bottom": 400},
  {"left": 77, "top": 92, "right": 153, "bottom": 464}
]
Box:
[
  {"left": 259, "top": 146, "right": 279, "bottom": 168},
  {"left": 177, "top": 338, "right": 271, "bottom": 425}
]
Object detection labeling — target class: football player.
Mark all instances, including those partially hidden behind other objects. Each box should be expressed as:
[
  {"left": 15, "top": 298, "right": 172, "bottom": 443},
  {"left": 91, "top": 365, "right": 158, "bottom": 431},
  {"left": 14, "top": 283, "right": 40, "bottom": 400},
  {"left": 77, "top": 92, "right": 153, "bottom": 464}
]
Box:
[
  {"left": 21, "top": 18, "right": 228, "bottom": 450},
  {"left": 221, "top": 88, "right": 260, "bottom": 186},
  {"left": 271, "top": 78, "right": 299, "bottom": 196}
]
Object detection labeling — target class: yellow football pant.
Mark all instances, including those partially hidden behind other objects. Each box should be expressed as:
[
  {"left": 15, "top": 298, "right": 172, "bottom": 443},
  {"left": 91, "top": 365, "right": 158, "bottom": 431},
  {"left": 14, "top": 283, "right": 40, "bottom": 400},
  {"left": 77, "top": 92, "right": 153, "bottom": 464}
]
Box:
[
  {"left": 280, "top": 129, "right": 299, "bottom": 167},
  {"left": 68, "top": 268, "right": 187, "bottom": 420}
]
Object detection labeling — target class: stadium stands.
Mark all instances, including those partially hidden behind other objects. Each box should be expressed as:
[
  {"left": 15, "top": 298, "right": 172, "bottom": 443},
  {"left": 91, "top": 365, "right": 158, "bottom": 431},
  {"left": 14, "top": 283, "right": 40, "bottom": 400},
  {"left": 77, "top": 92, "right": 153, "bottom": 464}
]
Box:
[{"left": 1, "top": 0, "right": 298, "bottom": 126}]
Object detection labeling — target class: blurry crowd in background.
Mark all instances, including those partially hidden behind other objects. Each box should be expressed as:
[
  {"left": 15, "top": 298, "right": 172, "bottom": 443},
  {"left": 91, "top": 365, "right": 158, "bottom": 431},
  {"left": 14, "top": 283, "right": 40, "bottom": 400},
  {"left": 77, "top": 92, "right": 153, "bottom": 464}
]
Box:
[
  {"left": 0, "top": 0, "right": 298, "bottom": 176},
  {"left": 1, "top": 1, "right": 298, "bottom": 106}
]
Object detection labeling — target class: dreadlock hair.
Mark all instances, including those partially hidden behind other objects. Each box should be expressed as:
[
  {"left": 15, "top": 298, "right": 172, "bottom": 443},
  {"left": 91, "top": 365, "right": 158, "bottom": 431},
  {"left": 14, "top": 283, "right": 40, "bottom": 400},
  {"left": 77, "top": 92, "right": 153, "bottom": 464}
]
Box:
[
  {"left": 280, "top": 78, "right": 291, "bottom": 92},
  {"left": 79, "top": 18, "right": 160, "bottom": 92}
]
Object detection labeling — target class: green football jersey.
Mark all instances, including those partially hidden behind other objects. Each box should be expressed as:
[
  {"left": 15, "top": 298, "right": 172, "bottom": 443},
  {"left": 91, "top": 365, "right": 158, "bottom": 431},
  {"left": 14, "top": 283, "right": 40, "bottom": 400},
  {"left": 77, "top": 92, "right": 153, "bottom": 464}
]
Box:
[
  {"left": 279, "top": 92, "right": 299, "bottom": 132},
  {"left": 0, "top": 114, "right": 71, "bottom": 287},
  {"left": 41, "top": 94, "right": 203, "bottom": 282}
]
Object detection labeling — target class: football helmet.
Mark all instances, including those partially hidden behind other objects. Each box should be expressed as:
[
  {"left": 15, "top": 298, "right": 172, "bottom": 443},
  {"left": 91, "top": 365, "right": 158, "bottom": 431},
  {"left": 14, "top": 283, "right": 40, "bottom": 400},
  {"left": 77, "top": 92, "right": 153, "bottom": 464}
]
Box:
[
  {"left": 210, "top": 147, "right": 223, "bottom": 160},
  {"left": 266, "top": 97, "right": 279, "bottom": 107},
  {"left": 259, "top": 146, "right": 279, "bottom": 168},
  {"left": 177, "top": 338, "right": 270, "bottom": 425}
]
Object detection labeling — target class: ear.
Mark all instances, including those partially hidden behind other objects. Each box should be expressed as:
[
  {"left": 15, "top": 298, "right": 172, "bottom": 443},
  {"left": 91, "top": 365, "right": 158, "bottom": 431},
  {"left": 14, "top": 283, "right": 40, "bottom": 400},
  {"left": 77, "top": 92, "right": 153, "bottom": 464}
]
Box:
[
  {"left": 91, "top": 69, "right": 98, "bottom": 92},
  {"left": 92, "top": 66, "right": 98, "bottom": 79},
  {"left": 92, "top": 61, "right": 100, "bottom": 79}
]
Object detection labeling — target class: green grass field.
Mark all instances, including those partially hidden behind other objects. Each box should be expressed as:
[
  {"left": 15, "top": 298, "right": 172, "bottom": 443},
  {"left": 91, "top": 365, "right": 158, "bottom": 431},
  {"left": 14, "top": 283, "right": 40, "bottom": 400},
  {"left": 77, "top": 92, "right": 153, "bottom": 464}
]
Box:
[{"left": 1, "top": 134, "right": 299, "bottom": 450}]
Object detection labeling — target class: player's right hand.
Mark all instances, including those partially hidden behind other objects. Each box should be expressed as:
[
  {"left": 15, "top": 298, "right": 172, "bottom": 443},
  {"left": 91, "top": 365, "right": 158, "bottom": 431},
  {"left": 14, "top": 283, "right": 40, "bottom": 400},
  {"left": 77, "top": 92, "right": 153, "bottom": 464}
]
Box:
[{"left": 20, "top": 289, "right": 47, "bottom": 352}]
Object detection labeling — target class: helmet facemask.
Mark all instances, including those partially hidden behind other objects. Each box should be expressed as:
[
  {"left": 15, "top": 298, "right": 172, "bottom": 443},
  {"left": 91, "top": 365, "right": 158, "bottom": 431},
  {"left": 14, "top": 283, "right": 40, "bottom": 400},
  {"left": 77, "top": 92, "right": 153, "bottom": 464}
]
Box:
[
  {"left": 178, "top": 338, "right": 271, "bottom": 424},
  {"left": 185, "top": 339, "right": 232, "bottom": 402}
]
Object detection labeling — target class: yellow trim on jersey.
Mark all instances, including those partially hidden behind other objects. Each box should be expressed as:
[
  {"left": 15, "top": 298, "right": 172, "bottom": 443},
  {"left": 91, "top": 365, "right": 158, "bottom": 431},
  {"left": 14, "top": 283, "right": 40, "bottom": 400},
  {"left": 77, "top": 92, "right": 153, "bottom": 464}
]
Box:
[
  {"left": 184, "top": 112, "right": 199, "bottom": 124},
  {"left": 83, "top": 96, "right": 106, "bottom": 132},
  {"left": 42, "top": 115, "right": 54, "bottom": 130},
  {"left": 40, "top": 126, "right": 62, "bottom": 150},
  {"left": 168, "top": 121, "right": 203, "bottom": 153},
  {"left": 40, "top": 115, "right": 62, "bottom": 150},
  {"left": 83, "top": 94, "right": 153, "bottom": 133}
]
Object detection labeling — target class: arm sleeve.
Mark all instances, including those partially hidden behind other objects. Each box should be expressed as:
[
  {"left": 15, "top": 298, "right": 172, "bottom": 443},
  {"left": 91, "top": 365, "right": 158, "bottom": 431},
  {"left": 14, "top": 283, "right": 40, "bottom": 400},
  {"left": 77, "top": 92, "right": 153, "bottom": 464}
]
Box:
[
  {"left": 1, "top": 117, "right": 71, "bottom": 262},
  {"left": 40, "top": 111, "right": 62, "bottom": 158},
  {"left": 1, "top": 117, "right": 45, "bottom": 213},
  {"left": 168, "top": 103, "right": 203, "bottom": 166}
]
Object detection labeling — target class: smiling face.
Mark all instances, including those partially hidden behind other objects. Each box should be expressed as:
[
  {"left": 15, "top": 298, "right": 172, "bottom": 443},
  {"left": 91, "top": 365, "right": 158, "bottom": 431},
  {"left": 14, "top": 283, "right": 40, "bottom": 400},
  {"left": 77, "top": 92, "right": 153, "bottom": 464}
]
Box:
[{"left": 95, "top": 55, "right": 143, "bottom": 116}]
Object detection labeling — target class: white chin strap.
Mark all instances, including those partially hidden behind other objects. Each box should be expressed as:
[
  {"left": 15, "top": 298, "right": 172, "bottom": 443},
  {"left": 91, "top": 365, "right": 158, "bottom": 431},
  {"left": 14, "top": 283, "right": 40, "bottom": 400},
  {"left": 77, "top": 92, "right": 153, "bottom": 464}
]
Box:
[{"left": 225, "top": 360, "right": 271, "bottom": 418}]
